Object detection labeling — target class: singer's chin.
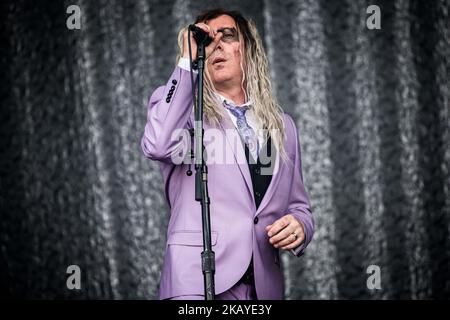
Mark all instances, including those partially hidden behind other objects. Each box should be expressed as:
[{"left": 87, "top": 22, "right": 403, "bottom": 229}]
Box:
[
  {"left": 213, "top": 62, "right": 226, "bottom": 69},
  {"left": 211, "top": 72, "right": 231, "bottom": 84}
]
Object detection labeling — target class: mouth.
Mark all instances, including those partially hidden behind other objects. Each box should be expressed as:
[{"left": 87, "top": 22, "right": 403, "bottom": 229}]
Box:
[{"left": 212, "top": 57, "right": 226, "bottom": 65}]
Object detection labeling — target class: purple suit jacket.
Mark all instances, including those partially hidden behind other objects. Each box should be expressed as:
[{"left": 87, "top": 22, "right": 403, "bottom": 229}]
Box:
[{"left": 141, "top": 66, "right": 314, "bottom": 300}]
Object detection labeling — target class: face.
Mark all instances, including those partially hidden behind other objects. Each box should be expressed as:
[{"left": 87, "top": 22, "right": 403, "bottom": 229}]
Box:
[{"left": 206, "top": 15, "right": 243, "bottom": 89}]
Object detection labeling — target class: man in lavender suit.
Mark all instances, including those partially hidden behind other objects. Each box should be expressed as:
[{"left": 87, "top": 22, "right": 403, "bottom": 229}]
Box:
[{"left": 141, "top": 9, "right": 314, "bottom": 300}]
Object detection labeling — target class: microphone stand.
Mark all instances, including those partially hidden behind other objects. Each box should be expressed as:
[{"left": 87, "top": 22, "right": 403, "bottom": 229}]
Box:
[{"left": 191, "top": 28, "right": 215, "bottom": 300}]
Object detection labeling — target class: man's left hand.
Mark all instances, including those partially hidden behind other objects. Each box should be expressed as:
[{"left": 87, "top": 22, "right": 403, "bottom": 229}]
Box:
[{"left": 265, "top": 214, "right": 305, "bottom": 250}]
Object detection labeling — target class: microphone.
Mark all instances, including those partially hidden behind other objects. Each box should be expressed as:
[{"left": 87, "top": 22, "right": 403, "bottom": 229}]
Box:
[{"left": 188, "top": 24, "right": 213, "bottom": 46}]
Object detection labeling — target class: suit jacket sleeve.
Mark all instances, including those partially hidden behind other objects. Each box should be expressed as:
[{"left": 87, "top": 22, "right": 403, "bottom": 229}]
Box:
[
  {"left": 141, "top": 66, "right": 197, "bottom": 162},
  {"left": 285, "top": 115, "right": 314, "bottom": 257}
]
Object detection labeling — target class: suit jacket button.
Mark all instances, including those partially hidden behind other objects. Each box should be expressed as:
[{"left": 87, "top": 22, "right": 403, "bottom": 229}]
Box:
[
  {"left": 166, "top": 98, "right": 170, "bottom": 103},
  {"left": 254, "top": 217, "right": 258, "bottom": 224},
  {"left": 170, "top": 85, "right": 175, "bottom": 91},
  {"left": 172, "top": 79, "right": 177, "bottom": 85}
]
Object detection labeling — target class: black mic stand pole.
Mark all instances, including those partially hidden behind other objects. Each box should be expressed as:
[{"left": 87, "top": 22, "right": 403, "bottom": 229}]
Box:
[{"left": 192, "top": 29, "right": 215, "bottom": 301}]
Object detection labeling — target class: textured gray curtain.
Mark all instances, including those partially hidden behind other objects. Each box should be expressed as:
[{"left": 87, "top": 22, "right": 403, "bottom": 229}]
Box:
[{"left": 0, "top": 0, "right": 449, "bottom": 299}]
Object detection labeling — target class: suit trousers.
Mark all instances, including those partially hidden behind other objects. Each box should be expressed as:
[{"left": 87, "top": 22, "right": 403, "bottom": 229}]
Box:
[{"left": 168, "top": 270, "right": 257, "bottom": 300}]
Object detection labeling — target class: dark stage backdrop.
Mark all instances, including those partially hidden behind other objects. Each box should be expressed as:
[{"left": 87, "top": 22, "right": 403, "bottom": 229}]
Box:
[{"left": 0, "top": 0, "right": 449, "bottom": 299}]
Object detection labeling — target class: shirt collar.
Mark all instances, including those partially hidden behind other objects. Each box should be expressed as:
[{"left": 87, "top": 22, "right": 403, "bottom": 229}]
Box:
[{"left": 215, "top": 92, "right": 253, "bottom": 108}]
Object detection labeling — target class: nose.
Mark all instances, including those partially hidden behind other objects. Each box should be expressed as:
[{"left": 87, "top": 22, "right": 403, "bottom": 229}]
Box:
[
  {"left": 214, "top": 31, "right": 224, "bottom": 48},
  {"left": 215, "top": 40, "right": 223, "bottom": 51}
]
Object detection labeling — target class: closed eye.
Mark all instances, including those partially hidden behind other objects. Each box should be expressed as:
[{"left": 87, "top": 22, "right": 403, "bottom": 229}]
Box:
[{"left": 217, "top": 27, "right": 239, "bottom": 42}]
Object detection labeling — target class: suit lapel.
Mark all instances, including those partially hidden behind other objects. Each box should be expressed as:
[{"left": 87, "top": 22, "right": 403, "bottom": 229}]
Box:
[
  {"left": 255, "top": 139, "right": 281, "bottom": 216},
  {"left": 217, "top": 114, "right": 283, "bottom": 216},
  {"left": 255, "top": 134, "right": 280, "bottom": 216},
  {"left": 218, "top": 116, "right": 255, "bottom": 205}
]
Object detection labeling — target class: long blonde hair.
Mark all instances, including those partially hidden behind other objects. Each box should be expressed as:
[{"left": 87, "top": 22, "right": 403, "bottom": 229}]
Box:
[{"left": 176, "top": 9, "right": 287, "bottom": 160}]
